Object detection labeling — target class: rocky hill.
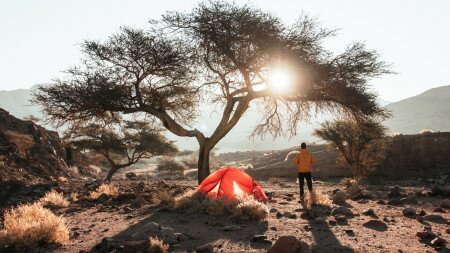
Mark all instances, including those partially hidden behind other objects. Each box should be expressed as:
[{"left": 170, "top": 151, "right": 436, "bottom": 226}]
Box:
[{"left": 384, "top": 85, "right": 450, "bottom": 134}]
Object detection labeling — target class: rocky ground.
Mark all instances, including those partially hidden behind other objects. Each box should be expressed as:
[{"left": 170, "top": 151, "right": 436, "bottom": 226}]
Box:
[{"left": 2, "top": 177, "right": 447, "bottom": 253}]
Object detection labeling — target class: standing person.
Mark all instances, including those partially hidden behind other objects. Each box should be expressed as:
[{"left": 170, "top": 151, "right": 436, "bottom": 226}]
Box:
[{"left": 293, "top": 142, "right": 315, "bottom": 202}]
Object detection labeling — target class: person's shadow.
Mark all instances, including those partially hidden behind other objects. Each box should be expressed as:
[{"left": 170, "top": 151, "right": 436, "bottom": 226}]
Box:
[{"left": 301, "top": 203, "right": 355, "bottom": 253}]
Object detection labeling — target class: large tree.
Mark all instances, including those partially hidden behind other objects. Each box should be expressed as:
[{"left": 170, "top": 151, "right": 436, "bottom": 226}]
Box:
[
  {"left": 34, "top": 2, "right": 390, "bottom": 183},
  {"left": 314, "top": 118, "right": 388, "bottom": 180},
  {"left": 66, "top": 119, "right": 177, "bottom": 181}
]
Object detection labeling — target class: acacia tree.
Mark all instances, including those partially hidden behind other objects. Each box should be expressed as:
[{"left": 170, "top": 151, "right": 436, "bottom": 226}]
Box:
[
  {"left": 314, "top": 119, "right": 388, "bottom": 179},
  {"left": 34, "top": 2, "right": 390, "bottom": 183},
  {"left": 66, "top": 119, "right": 177, "bottom": 181}
]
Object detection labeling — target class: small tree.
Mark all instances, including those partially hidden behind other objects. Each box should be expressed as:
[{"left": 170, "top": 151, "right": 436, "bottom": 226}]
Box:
[
  {"left": 34, "top": 2, "right": 390, "bottom": 183},
  {"left": 314, "top": 118, "right": 388, "bottom": 180},
  {"left": 66, "top": 119, "right": 177, "bottom": 181}
]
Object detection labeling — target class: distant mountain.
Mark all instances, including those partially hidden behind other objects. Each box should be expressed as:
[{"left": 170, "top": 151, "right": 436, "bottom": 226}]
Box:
[
  {"left": 0, "top": 85, "right": 42, "bottom": 120},
  {"left": 384, "top": 85, "right": 450, "bottom": 134}
]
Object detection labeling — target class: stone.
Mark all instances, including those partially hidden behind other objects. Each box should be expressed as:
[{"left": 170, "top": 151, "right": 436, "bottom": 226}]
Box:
[
  {"left": 440, "top": 199, "right": 450, "bottom": 209},
  {"left": 196, "top": 243, "right": 214, "bottom": 253},
  {"left": 125, "top": 172, "right": 137, "bottom": 179},
  {"left": 416, "top": 231, "right": 434, "bottom": 240},
  {"left": 161, "top": 227, "right": 177, "bottom": 243},
  {"left": 362, "top": 208, "right": 375, "bottom": 216},
  {"left": 387, "top": 199, "right": 403, "bottom": 206},
  {"left": 251, "top": 235, "right": 269, "bottom": 243},
  {"left": 402, "top": 208, "right": 416, "bottom": 216},
  {"left": 419, "top": 210, "right": 427, "bottom": 216},
  {"left": 345, "top": 229, "right": 355, "bottom": 236},
  {"left": 269, "top": 207, "right": 278, "bottom": 213},
  {"left": 122, "top": 240, "right": 149, "bottom": 253},
  {"left": 433, "top": 207, "right": 446, "bottom": 213},
  {"left": 431, "top": 237, "right": 447, "bottom": 247},
  {"left": 331, "top": 207, "right": 353, "bottom": 217},
  {"left": 388, "top": 186, "right": 403, "bottom": 198},
  {"left": 282, "top": 211, "right": 297, "bottom": 219},
  {"left": 446, "top": 228, "right": 450, "bottom": 234},
  {"left": 276, "top": 211, "right": 283, "bottom": 219},
  {"left": 362, "top": 220, "right": 388, "bottom": 231},
  {"left": 333, "top": 191, "right": 346, "bottom": 203},
  {"left": 422, "top": 214, "right": 447, "bottom": 223},
  {"left": 346, "top": 184, "right": 361, "bottom": 198},
  {"left": 267, "top": 236, "right": 310, "bottom": 253},
  {"left": 377, "top": 199, "right": 386, "bottom": 205},
  {"left": 223, "top": 225, "right": 241, "bottom": 231},
  {"left": 97, "top": 193, "right": 110, "bottom": 202},
  {"left": 400, "top": 197, "right": 418, "bottom": 205}
]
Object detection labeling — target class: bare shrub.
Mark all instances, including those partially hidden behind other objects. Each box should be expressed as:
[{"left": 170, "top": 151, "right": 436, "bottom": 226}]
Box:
[
  {"left": 148, "top": 236, "right": 169, "bottom": 253},
  {"left": 181, "top": 157, "right": 197, "bottom": 168},
  {"left": 5, "top": 130, "right": 34, "bottom": 158},
  {"left": 157, "top": 157, "right": 185, "bottom": 171},
  {"left": 305, "top": 190, "right": 332, "bottom": 209},
  {"left": 90, "top": 183, "right": 119, "bottom": 199},
  {"left": 232, "top": 197, "right": 268, "bottom": 221},
  {"left": 40, "top": 190, "right": 69, "bottom": 208},
  {"left": 173, "top": 190, "right": 268, "bottom": 221},
  {"left": 151, "top": 190, "right": 175, "bottom": 206},
  {"left": 0, "top": 202, "right": 69, "bottom": 249},
  {"left": 68, "top": 192, "right": 78, "bottom": 202}
]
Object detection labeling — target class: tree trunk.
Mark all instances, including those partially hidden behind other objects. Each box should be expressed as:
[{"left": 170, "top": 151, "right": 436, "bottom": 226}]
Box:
[
  {"left": 105, "top": 165, "right": 119, "bottom": 182},
  {"left": 197, "top": 141, "right": 211, "bottom": 184}
]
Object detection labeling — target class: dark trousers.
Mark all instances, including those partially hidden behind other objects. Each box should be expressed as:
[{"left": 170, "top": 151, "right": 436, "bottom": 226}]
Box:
[{"left": 298, "top": 172, "right": 313, "bottom": 198}]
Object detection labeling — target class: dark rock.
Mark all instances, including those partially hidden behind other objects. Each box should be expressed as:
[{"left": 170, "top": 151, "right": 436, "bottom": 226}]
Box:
[
  {"left": 331, "top": 207, "right": 353, "bottom": 217},
  {"left": 362, "top": 208, "right": 375, "bottom": 216},
  {"left": 363, "top": 220, "right": 388, "bottom": 231},
  {"left": 431, "top": 237, "right": 447, "bottom": 247},
  {"left": 267, "top": 236, "right": 310, "bottom": 253},
  {"left": 422, "top": 214, "right": 447, "bottom": 224},
  {"left": 388, "top": 186, "right": 403, "bottom": 198},
  {"left": 400, "top": 197, "right": 418, "bottom": 205},
  {"left": 196, "top": 243, "right": 214, "bottom": 253},
  {"left": 419, "top": 210, "right": 427, "bottom": 216},
  {"left": 387, "top": 199, "right": 403, "bottom": 206},
  {"left": 402, "top": 208, "right": 416, "bottom": 216}
]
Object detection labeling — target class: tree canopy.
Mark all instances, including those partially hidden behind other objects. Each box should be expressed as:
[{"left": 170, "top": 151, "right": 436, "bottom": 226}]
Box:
[{"left": 34, "top": 1, "right": 390, "bottom": 183}]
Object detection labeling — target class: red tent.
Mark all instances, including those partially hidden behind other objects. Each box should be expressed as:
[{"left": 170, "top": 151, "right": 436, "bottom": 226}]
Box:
[{"left": 196, "top": 167, "right": 268, "bottom": 201}]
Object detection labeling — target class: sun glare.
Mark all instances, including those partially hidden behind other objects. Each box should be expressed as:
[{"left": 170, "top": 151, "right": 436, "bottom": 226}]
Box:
[{"left": 268, "top": 68, "right": 292, "bottom": 93}]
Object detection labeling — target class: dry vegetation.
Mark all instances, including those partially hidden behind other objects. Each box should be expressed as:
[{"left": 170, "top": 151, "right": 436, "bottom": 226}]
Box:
[
  {"left": 40, "top": 189, "right": 69, "bottom": 208},
  {"left": 148, "top": 237, "right": 169, "bottom": 253},
  {"left": 304, "top": 190, "right": 333, "bottom": 209},
  {"left": 151, "top": 190, "right": 175, "bottom": 206},
  {"left": 90, "top": 183, "right": 119, "bottom": 199},
  {"left": 172, "top": 190, "right": 268, "bottom": 221},
  {"left": 0, "top": 202, "right": 69, "bottom": 249},
  {"left": 5, "top": 130, "right": 35, "bottom": 158}
]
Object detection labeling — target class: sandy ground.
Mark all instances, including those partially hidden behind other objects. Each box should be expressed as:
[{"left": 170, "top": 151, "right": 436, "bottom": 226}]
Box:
[{"left": 5, "top": 178, "right": 450, "bottom": 253}]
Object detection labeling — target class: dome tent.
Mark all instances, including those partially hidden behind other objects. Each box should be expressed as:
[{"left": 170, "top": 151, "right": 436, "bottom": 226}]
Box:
[{"left": 196, "top": 167, "right": 268, "bottom": 201}]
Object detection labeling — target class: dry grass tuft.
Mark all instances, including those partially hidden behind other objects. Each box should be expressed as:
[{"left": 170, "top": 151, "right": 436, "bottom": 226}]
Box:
[
  {"left": 173, "top": 190, "right": 268, "bottom": 221},
  {"left": 232, "top": 196, "right": 268, "bottom": 221},
  {"left": 151, "top": 190, "right": 175, "bottom": 206},
  {"left": 5, "top": 130, "right": 35, "bottom": 158},
  {"left": 40, "top": 190, "right": 69, "bottom": 208},
  {"left": 0, "top": 202, "right": 69, "bottom": 249},
  {"left": 304, "top": 190, "right": 333, "bottom": 209},
  {"left": 58, "top": 176, "right": 68, "bottom": 183},
  {"left": 148, "top": 236, "right": 169, "bottom": 253},
  {"left": 90, "top": 183, "right": 119, "bottom": 199}
]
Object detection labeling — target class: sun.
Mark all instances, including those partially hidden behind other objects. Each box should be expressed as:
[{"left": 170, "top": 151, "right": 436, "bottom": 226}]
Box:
[{"left": 268, "top": 68, "right": 292, "bottom": 93}]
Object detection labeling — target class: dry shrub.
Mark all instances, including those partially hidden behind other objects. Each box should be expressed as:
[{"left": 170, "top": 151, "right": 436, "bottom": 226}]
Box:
[
  {"left": 68, "top": 192, "right": 78, "bottom": 202},
  {"left": 58, "top": 176, "right": 68, "bottom": 183},
  {"left": 157, "top": 157, "right": 185, "bottom": 171},
  {"left": 0, "top": 202, "right": 69, "bottom": 249},
  {"left": 305, "top": 190, "right": 332, "bottom": 209},
  {"left": 40, "top": 190, "right": 69, "bottom": 208},
  {"left": 268, "top": 177, "right": 282, "bottom": 185},
  {"left": 90, "top": 183, "right": 119, "bottom": 199},
  {"left": 148, "top": 236, "right": 169, "bottom": 253},
  {"left": 151, "top": 190, "right": 175, "bottom": 206},
  {"left": 173, "top": 190, "right": 268, "bottom": 221},
  {"left": 5, "top": 130, "right": 34, "bottom": 158},
  {"left": 232, "top": 197, "right": 268, "bottom": 221}
]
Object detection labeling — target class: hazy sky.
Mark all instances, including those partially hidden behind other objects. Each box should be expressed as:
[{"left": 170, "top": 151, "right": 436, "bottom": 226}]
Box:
[{"left": 1, "top": 0, "right": 449, "bottom": 102}]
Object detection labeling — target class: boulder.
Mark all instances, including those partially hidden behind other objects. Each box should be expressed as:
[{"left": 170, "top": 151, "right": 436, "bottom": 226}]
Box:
[
  {"left": 346, "top": 184, "right": 361, "bottom": 198},
  {"left": 331, "top": 207, "right": 353, "bottom": 217},
  {"left": 387, "top": 199, "right": 404, "bottom": 206},
  {"left": 400, "top": 197, "right": 418, "bottom": 205},
  {"left": 362, "top": 220, "right": 388, "bottom": 231},
  {"left": 362, "top": 208, "right": 375, "bottom": 216},
  {"left": 431, "top": 237, "right": 447, "bottom": 247},
  {"left": 267, "top": 236, "right": 310, "bottom": 253},
  {"left": 402, "top": 208, "right": 416, "bottom": 216},
  {"left": 422, "top": 214, "right": 447, "bottom": 224},
  {"left": 333, "top": 191, "right": 346, "bottom": 203}
]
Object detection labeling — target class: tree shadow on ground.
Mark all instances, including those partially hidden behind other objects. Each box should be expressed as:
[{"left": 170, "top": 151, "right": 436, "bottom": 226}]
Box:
[
  {"left": 302, "top": 204, "right": 355, "bottom": 253},
  {"left": 89, "top": 206, "right": 269, "bottom": 252}
]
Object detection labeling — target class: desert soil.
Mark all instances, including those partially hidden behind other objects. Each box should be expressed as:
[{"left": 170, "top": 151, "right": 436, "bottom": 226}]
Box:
[{"left": 5, "top": 178, "right": 450, "bottom": 253}]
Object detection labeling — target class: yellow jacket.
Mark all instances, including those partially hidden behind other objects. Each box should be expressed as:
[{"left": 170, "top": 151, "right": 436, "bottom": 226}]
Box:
[{"left": 294, "top": 149, "right": 315, "bottom": 172}]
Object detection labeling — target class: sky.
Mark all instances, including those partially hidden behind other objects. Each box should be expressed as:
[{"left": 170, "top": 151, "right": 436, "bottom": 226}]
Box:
[{"left": 0, "top": 0, "right": 449, "bottom": 102}]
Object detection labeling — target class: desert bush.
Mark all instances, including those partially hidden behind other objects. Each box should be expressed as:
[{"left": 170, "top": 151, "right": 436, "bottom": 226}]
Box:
[
  {"left": 304, "top": 190, "right": 332, "bottom": 209},
  {"left": 68, "top": 192, "right": 78, "bottom": 202},
  {"left": 5, "top": 130, "right": 35, "bottom": 158},
  {"left": 173, "top": 190, "right": 268, "bottom": 221},
  {"left": 0, "top": 202, "right": 69, "bottom": 249},
  {"left": 151, "top": 190, "right": 175, "bottom": 206},
  {"left": 181, "top": 157, "right": 197, "bottom": 168},
  {"left": 148, "top": 236, "right": 169, "bottom": 253},
  {"left": 157, "top": 157, "right": 186, "bottom": 171},
  {"left": 90, "top": 183, "right": 119, "bottom": 199},
  {"left": 232, "top": 197, "right": 268, "bottom": 220},
  {"left": 40, "top": 190, "right": 69, "bottom": 208}
]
